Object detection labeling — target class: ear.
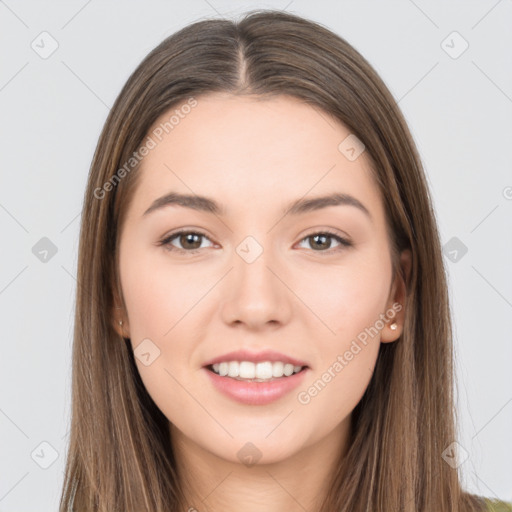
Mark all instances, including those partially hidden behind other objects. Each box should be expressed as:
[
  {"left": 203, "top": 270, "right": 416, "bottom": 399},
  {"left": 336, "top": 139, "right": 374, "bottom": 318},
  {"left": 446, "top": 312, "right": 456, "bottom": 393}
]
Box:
[
  {"left": 112, "top": 313, "right": 129, "bottom": 339},
  {"left": 112, "top": 289, "right": 130, "bottom": 339},
  {"left": 381, "top": 248, "right": 411, "bottom": 343}
]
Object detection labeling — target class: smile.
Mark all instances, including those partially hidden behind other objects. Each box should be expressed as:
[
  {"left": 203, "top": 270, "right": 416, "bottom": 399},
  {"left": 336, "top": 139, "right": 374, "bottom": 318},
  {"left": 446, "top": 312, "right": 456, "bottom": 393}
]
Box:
[{"left": 210, "top": 360, "right": 304, "bottom": 381}]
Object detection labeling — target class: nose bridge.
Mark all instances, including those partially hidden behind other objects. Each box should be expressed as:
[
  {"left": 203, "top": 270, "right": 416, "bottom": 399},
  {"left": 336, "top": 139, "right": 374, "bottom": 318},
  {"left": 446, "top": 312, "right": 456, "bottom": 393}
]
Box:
[{"left": 221, "top": 234, "right": 292, "bottom": 327}]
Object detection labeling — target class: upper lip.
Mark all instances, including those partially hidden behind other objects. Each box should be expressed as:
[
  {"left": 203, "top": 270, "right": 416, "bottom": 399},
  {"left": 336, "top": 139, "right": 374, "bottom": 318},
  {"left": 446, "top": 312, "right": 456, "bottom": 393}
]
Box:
[{"left": 203, "top": 349, "right": 309, "bottom": 368}]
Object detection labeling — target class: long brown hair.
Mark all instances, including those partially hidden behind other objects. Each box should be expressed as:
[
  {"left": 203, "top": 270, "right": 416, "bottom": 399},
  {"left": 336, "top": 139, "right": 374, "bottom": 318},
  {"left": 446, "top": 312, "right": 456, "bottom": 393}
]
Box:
[{"left": 60, "top": 9, "right": 489, "bottom": 511}]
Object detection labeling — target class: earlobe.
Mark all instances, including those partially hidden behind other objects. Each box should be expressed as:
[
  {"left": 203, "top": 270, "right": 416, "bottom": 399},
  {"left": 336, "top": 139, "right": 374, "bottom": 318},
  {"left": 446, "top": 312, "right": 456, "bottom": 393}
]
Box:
[
  {"left": 112, "top": 277, "right": 130, "bottom": 338},
  {"left": 381, "top": 248, "right": 412, "bottom": 343},
  {"left": 113, "top": 305, "right": 130, "bottom": 339}
]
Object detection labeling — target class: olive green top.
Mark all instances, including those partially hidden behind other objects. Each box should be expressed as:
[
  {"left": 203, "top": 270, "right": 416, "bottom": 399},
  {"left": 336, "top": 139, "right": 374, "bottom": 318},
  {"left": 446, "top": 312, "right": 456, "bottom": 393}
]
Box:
[{"left": 484, "top": 498, "right": 512, "bottom": 511}]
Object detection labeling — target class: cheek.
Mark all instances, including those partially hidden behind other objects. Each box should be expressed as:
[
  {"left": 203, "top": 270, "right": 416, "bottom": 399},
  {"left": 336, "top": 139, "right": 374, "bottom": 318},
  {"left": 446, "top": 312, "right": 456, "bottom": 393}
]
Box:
[
  {"left": 296, "top": 251, "right": 391, "bottom": 405},
  {"left": 296, "top": 344, "right": 378, "bottom": 434},
  {"left": 119, "top": 243, "right": 206, "bottom": 406},
  {"left": 119, "top": 241, "right": 212, "bottom": 343},
  {"left": 298, "top": 252, "right": 392, "bottom": 340},
  {"left": 119, "top": 243, "right": 209, "bottom": 425}
]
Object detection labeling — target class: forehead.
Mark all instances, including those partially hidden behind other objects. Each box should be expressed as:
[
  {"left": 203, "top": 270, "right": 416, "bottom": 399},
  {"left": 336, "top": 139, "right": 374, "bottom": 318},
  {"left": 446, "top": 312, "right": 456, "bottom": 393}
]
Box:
[{"left": 129, "top": 92, "right": 385, "bottom": 226}]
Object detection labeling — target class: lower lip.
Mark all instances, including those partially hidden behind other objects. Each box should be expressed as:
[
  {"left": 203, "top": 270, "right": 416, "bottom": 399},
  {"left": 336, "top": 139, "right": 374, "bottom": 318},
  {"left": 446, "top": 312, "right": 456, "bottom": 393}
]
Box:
[{"left": 203, "top": 367, "right": 309, "bottom": 405}]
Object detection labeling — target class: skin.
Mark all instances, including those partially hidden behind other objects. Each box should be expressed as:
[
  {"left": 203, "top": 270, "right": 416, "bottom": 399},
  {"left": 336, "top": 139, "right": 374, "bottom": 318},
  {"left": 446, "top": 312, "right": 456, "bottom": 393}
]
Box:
[{"left": 114, "top": 92, "right": 411, "bottom": 512}]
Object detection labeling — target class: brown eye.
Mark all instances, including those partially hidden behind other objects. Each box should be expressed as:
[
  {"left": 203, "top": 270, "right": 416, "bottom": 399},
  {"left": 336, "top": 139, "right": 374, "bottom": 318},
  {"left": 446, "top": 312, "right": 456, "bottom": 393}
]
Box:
[
  {"left": 297, "top": 231, "right": 352, "bottom": 254},
  {"left": 159, "top": 230, "right": 213, "bottom": 253}
]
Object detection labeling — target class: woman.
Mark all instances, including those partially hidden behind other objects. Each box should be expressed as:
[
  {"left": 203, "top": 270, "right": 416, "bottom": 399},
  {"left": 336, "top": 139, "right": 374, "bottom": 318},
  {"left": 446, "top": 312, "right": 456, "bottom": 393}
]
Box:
[{"left": 59, "top": 9, "right": 511, "bottom": 512}]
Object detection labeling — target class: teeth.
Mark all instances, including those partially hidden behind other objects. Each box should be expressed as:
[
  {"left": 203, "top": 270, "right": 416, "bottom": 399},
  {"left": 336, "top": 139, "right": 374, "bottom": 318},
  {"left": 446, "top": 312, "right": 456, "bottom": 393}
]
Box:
[
  {"left": 210, "top": 361, "right": 304, "bottom": 380},
  {"left": 272, "top": 361, "right": 284, "bottom": 377},
  {"left": 239, "top": 361, "right": 256, "bottom": 378},
  {"left": 228, "top": 361, "right": 239, "bottom": 377},
  {"left": 218, "top": 362, "right": 228, "bottom": 377}
]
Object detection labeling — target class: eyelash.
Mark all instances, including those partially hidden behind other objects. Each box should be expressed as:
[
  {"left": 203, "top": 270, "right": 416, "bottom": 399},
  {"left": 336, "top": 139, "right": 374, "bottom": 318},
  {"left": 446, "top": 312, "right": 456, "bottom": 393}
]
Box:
[{"left": 157, "top": 228, "right": 353, "bottom": 256}]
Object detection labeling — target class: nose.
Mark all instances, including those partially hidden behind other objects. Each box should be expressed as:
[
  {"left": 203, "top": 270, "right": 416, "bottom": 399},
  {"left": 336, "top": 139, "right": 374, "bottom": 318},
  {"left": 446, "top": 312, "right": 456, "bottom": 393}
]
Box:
[{"left": 220, "top": 243, "right": 293, "bottom": 330}]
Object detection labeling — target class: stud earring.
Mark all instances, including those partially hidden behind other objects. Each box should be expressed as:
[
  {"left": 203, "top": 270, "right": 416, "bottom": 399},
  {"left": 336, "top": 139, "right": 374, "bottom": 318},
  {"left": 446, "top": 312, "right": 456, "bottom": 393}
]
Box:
[
  {"left": 119, "top": 320, "right": 123, "bottom": 326},
  {"left": 390, "top": 322, "right": 398, "bottom": 330}
]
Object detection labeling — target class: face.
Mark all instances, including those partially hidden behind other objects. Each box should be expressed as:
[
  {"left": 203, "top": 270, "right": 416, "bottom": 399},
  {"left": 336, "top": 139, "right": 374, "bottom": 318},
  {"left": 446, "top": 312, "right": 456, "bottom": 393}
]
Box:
[{"left": 115, "top": 92, "right": 408, "bottom": 465}]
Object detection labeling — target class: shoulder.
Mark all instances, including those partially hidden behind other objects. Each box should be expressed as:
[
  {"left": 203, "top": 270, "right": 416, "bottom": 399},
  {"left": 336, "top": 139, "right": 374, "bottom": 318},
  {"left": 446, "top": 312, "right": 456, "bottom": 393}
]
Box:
[{"left": 483, "top": 498, "right": 512, "bottom": 511}]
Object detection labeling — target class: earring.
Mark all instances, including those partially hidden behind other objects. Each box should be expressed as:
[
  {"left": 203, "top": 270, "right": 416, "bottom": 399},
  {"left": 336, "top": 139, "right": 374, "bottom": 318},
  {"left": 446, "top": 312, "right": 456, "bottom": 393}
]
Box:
[
  {"left": 390, "top": 322, "right": 398, "bottom": 330},
  {"left": 119, "top": 320, "right": 123, "bottom": 326}
]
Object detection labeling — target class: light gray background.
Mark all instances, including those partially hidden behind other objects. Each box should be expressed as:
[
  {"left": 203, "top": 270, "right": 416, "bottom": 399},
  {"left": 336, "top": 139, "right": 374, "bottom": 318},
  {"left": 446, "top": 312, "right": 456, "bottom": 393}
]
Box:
[{"left": 1, "top": 1, "right": 511, "bottom": 510}]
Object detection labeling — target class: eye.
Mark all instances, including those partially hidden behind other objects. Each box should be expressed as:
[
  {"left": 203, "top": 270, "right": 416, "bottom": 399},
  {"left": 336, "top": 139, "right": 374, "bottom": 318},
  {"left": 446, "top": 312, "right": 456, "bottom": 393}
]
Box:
[
  {"left": 296, "top": 230, "right": 353, "bottom": 254},
  {"left": 158, "top": 230, "right": 214, "bottom": 254},
  {"left": 157, "top": 229, "right": 353, "bottom": 255}
]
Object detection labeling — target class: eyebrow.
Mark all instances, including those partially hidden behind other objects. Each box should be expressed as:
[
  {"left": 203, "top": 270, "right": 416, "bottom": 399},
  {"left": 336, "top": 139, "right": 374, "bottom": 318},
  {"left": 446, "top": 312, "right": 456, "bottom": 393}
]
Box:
[{"left": 143, "top": 191, "right": 372, "bottom": 221}]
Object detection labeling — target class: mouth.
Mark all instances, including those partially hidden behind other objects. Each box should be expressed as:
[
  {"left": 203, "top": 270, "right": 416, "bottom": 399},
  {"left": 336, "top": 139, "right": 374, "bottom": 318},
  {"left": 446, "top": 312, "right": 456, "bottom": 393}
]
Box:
[
  {"left": 201, "top": 349, "right": 311, "bottom": 404},
  {"left": 202, "top": 354, "right": 310, "bottom": 405}
]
